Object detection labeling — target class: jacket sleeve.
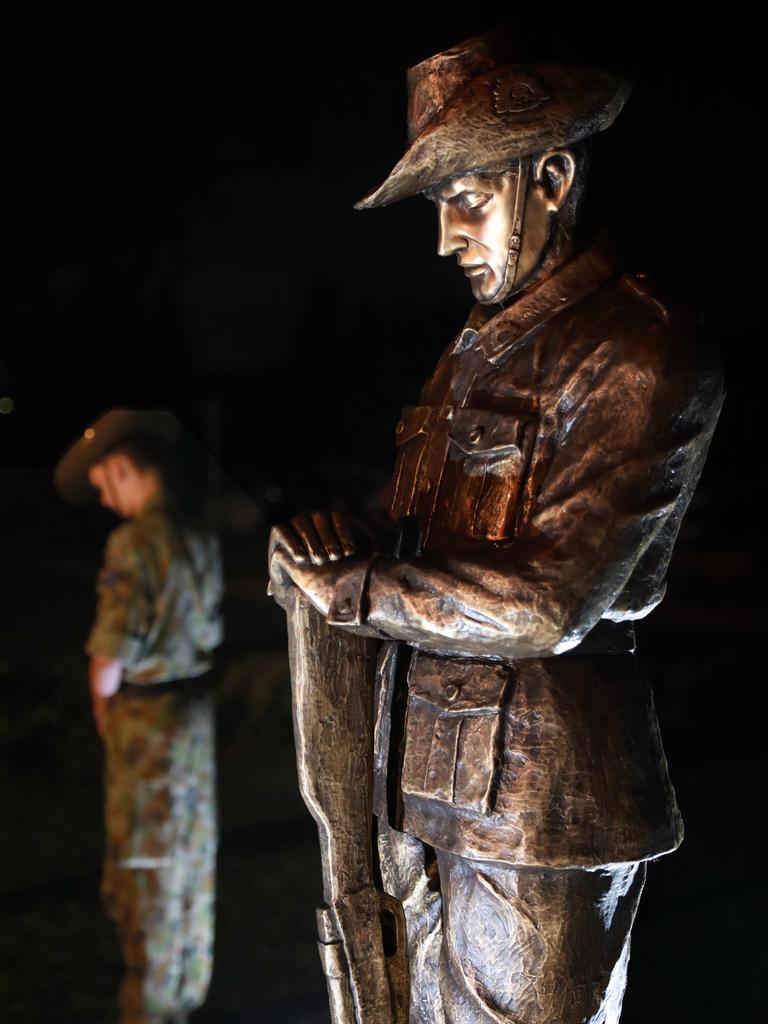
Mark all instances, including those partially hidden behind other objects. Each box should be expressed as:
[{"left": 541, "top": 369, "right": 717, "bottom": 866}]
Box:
[
  {"left": 85, "top": 526, "right": 150, "bottom": 665},
  {"left": 198, "top": 533, "right": 225, "bottom": 652},
  {"left": 328, "top": 319, "right": 723, "bottom": 659}
]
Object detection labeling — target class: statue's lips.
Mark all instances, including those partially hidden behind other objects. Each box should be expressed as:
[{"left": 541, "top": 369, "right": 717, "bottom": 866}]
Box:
[{"left": 461, "top": 263, "right": 487, "bottom": 278}]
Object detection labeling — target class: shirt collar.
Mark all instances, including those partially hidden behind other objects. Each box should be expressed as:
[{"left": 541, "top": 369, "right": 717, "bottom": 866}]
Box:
[
  {"left": 472, "top": 233, "right": 621, "bottom": 365},
  {"left": 450, "top": 302, "right": 496, "bottom": 354}
]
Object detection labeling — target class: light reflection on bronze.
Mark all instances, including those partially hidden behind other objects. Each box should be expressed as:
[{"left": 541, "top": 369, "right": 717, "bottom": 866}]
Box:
[
  {"left": 285, "top": 589, "right": 408, "bottom": 1023},
  {"left": 270, "top": 28, "right": 723, "bottom": 1024}
]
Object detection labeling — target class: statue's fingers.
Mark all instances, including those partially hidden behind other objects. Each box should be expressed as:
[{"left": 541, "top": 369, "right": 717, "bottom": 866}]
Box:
[
  {"left": 291, "top": 515, "right": 329, "bottom": 565},
  {"left": 269, "top": 523, "right": 308, "bottom": 564},
  {"left": 311, "top": 511, "right": 343, "bottom": 561},
  {"left": 331, "top": 510, "right": 357, "bottom": 557}
]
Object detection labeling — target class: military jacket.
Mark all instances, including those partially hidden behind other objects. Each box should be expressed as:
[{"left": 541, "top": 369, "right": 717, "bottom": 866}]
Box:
[
  {"left": 86, "top": 494, "right": 224, "bottom": 683},
  {"left": 328, "top": 237, "right": 723, "bottom": 867}
]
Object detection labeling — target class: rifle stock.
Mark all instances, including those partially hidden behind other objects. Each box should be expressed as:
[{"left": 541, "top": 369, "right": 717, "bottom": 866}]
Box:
[{"left": 285, "top": 586, "right": 408, "bottom": 1024}]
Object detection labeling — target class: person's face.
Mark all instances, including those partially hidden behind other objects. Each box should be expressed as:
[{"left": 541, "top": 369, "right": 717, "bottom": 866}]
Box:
[
  {"left": 88, "top": 456, "right": 133, "bottom": 518},
  {"left": 88, "top": 462, "right": 116, "bottom": 510},
  {"left": 427, "top": 170, "right": 520, "bottom": 303}
]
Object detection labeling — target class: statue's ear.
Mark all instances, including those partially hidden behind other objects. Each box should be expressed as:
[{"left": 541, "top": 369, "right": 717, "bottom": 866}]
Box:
[{"left": 532, "top": 149, "right": 576, "bottom": 214}]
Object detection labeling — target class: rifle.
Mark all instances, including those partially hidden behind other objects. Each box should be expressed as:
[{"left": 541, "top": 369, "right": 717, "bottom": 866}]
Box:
[{"left": 285, "top": 585, "right": 409, "bottom": 1024}]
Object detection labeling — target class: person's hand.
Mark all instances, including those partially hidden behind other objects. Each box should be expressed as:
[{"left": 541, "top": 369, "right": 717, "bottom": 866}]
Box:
[{"left": 89, "top": 656, "right": 123, "bottom": 740}]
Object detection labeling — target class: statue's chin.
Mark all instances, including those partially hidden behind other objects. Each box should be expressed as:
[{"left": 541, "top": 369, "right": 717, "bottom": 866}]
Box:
[
  {"left": 474, "top": 276, "right": 508, "bottom": 306},
  {"left": 471, "top": 272, "right": 501, "bottom": 305}
]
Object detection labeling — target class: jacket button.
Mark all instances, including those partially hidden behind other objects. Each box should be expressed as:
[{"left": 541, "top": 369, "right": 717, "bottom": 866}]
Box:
[
  {"left": 444, "top": 404, "right": 455, "bottom": 420},
  {"left": 444, "top": 683, "right": 460, "bottom": 702},
  {"left": 468, "top": 426, "right": 484, "bottom": 444}
]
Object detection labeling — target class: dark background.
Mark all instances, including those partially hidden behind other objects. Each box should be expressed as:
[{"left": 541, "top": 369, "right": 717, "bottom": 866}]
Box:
[{"left": 1, "top": 5, "right": 764, "bottom": 1022}]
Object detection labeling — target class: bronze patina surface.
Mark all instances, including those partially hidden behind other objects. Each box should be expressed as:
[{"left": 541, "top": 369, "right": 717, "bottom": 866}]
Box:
[{"left": 270, "top": 27, "right": 723, "bottom": 1024}]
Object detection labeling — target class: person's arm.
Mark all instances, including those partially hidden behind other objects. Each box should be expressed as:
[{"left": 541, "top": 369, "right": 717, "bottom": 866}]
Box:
[{"left": 85, "top": 526, "right": 149, "bottom": 733}]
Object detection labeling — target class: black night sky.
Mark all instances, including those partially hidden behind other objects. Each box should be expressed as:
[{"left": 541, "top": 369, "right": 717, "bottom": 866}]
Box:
[
  {"left": 1, "top": 5, "right": 764, "bottom": 1022},
  {"left": 2, "top": 8, "right": 760, "bottom": 496}
]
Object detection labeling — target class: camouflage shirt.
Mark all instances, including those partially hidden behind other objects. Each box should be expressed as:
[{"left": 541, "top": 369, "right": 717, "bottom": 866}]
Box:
[{"left": 86, "top": 493, "right": 224, "bottom": 683}]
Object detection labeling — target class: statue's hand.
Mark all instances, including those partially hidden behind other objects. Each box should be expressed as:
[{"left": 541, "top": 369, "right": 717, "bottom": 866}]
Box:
[
  {"left": 270, "top": 511, "right": 372, "bottom": 567},
  {"left": 267, "top": 545, "right": 339, "bottom": 617},
  {"left": 267, "top": 512, "right": 373, "bottom": 610}
]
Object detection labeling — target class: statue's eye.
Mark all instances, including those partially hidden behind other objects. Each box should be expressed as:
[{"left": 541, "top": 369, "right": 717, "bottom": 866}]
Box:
[{"left": 457, "top": 191, "right": 491, "bottom": 211}]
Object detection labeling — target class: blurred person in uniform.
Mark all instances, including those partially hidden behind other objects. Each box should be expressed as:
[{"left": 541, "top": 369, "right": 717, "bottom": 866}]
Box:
[{"left": 55, "top": 409, "right": 223, "bottom": 1024}]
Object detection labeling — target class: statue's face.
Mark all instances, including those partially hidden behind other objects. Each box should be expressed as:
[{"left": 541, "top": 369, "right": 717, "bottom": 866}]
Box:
[
  {"left": 427, "top": 170, "right": 521, "bottom": 303},
  {"left": 427, "top": 152, "right": 576, "bottom": 304}
]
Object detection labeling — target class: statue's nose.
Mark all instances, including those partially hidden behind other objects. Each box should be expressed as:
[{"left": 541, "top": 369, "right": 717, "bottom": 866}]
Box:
[{"left": 436, "top": 207, "right": 465, "bottom": 258}]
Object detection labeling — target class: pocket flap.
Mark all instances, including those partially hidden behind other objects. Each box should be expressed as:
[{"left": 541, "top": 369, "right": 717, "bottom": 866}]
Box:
[
  {"left": 408, "top": 652, "right": 509, "bottom": 714},
  {"left": 395, "top": 405, "right": 434, "bottom": 446},
  {"left": 448, "top": 408, "right": 523, "bottom": 457}
]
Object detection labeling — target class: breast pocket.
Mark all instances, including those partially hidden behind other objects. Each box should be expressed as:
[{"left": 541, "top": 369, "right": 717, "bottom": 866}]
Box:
[
  {"left": 387, "top": 405, "right": 434, "bottom": 520},
  {"left": 443, "top": 408, "right": 528, "bottom": 541},
  {"left": 401, "top": 653, "right": 510, "bottom": 816}
]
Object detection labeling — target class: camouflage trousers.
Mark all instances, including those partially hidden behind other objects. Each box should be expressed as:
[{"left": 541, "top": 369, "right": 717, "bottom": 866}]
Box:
[{"left": 102, "top": 678, "right": 217, "bottom": 1024}]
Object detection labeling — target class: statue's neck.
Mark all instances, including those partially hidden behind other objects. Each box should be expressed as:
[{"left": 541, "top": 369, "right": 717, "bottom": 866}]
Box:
[{"left": 501, "top": 227, "right": 577, "bottom": 308}]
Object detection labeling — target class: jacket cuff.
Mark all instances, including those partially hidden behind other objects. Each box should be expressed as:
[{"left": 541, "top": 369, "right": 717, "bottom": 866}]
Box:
[{"left": 326, "top": 557, "right": 379, "bottom": 627}]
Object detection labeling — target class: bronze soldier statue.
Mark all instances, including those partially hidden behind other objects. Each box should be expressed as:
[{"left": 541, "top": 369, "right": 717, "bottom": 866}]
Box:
[
  {"left": 55, "top": 410, "right": 223, "bottom": 1024},
  {"left": 269, "top": 30, "right": 724, "bottom": 1024}
]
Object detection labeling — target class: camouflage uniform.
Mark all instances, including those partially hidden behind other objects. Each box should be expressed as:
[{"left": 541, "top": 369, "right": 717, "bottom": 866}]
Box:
[{"left": 87, "top": 494, "right": 223, "bottom": 1024}]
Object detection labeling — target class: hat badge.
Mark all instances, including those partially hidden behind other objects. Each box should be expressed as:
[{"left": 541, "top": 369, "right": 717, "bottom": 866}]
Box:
[{"left": 492, "top": 71, "right": 550, "bottom": 116}]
